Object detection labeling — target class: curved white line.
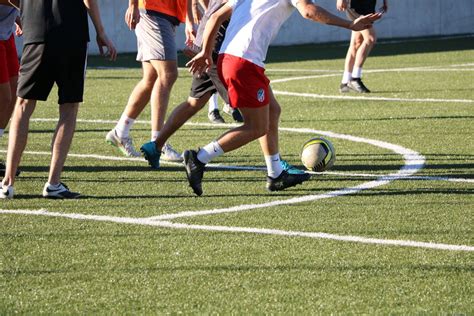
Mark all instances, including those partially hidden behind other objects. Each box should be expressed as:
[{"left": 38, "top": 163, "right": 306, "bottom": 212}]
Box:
[{"left": 1, "top": 209, "right": 472, "bottom": 252}]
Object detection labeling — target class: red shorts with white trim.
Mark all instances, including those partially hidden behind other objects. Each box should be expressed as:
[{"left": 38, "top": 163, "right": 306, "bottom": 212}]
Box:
[
  {"left": 0, "top": 34, "right": 19, "bottom": 84},
  {"left": 217, "top": 53, "right": 269, "bottom": 109}
]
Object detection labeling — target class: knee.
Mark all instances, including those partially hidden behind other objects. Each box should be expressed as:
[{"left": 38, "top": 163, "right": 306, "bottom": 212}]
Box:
[
  {"left": 157, "top": 68, "right": 178, "bottom": 87},
  {"left": 365, "top": 36, "right": 376, "bottom": 46}
]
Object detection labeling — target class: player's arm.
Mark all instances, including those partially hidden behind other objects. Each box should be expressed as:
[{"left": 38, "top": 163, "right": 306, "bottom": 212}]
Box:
[
  {"left": 83, "top": 0, "right": 117, "bottom": 60},
  {"left": 125, "top": 0, "right": 140, "bottom": 30},
  {"left": 296, "top": 0, "right": 381, "bottom": 31},
  {"left": 186, "top": 3, "right": 232, "bottom": 75},
  {"left": 381, "top": 0, "right": 388, "bottom": 13},
  {"left": 186, "top": 0, "right": 196, "bottom": 46}
]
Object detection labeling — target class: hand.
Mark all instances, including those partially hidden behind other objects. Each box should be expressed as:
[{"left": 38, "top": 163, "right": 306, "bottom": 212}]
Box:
[
  {"left": 185, "top": 21, "right": 196, "bottom": 47},
  {"left": 125, "top": 5, "right": 140, "bottom": 30},
  {"left": 336, "top": 0, "right": 347, "bottom": 11},
  {"left": 350, "top": 12, "right": 382, "bottom": 31},
  {"left": 96, "top": 32, "right": 117, "bottom": 61},
  {"left": 14, "top": 16, "right": 22, "bottom": 36},
  {"left": 186, "top": 51, "right": 212, "bottom": 76}
]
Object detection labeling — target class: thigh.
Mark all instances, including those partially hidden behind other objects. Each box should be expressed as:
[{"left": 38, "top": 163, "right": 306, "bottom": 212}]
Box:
[
  {"left": 135, "top": 13, "right": 177, "bottom": 62},
  {"left": 17, "top": 44, "right": 54, "bottom": 101}
]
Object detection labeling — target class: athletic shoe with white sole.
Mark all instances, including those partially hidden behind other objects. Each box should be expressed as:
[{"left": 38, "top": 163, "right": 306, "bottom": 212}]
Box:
[
  {"left": 106, "top": 129, "right": 141, "bottom": 157},
  {"left": 223, "top": 103, "right": 244, "bottom": 123},
  {"left": 348, "top": 78, "right": 371, "bottom": 93},
  {"left": 42, "top": 182, "right": 81, "bottom": 199},
  {"left": 140, "top": 141, "right": 161, "bottom": 169},
  {"left": 208, "top": 109, "right": 225, "bottom": 124},
  {"left": 161, "top": 143, "right": 183, "bottom": 162},
  {"left": 280, "top": 159, "right": 306, "bottom": 175},
  {"left": 339, "top": 83, "right": 350, "bottom": 93},
  {"left": 183, "top": 149, "right": 205, "bottom": 196},
  {"left": 266, "top": 170, "right": 311, "bottom": 192},
  {"left": 0, "top": 184, "right": 14, "bottom": 199}
]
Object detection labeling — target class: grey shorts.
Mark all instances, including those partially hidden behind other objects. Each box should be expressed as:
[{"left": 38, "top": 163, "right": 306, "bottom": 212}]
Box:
[
  {"left": 135, "top": 13, "right": 177, "bottom": 62},
  {"left": 190, "top": 63, "right": 229, "bottom": 104}
]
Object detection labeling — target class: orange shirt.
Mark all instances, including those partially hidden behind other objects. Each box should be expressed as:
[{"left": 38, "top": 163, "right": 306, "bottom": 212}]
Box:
[{"left": 139, "top": 0, "right": 187, "bottom": 23}]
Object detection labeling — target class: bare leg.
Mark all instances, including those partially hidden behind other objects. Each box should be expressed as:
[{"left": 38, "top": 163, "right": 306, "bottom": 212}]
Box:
[
  {"left": 343, "top": 31, "right": 363, "bottom": 75},
  {"left": 258, "top": 88, "right": 281, "bottom": 156},
  {"left": 0, "top": 76, "right": 17, "bottom": 129},
  {"left": 149, "top": 59, "right": 178, "bottom": 132},
  {"left": 353, "top": 27, "right": 376, "bottom": 69},
  {"left": 155, "top": 92, "right": 211, "bottom": 150},
  {"left": 2, "top": 98, "right": 36, "bottom": 187},
  {"left": 122, "top": 62, "right": 157, "bottom": 119},
  {"left": 216, "top": 104, "right": 269, "bottom": 153},
  {"left": 48, "top": 103, "right": 79, "bottom": 185}
]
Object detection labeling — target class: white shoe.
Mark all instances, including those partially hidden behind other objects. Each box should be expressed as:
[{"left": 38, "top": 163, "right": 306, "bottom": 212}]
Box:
[
  {"left": 42, "top": 182, "right": 80, "bottom": 199},
  {"left": 161, "top": 143, "right": 183, "bottom": 162},
  {"left": 0, "top": 184, "right": 14, "bottom": 199},
  {"left": 106, "top": 129, "right": 141, "bottom": 157}
]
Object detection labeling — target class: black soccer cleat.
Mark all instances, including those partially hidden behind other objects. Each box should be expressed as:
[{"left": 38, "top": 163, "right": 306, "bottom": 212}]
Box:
[
  {"left": 266, "top": 170, "right": 311, "bottom": 192},
  {"left": 208, "top": 109, "right": 225, "bottom": 124},
  {"left": 183, "top": 150, "right": 205, "bottom": 196},
  {"left": 348, "top": 78, "right": 371, "bottom": 93}
]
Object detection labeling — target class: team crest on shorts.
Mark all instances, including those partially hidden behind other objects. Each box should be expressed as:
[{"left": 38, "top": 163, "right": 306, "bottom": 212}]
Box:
[{"left": 257, "top": 88, "right": 265, "bottom": 102}]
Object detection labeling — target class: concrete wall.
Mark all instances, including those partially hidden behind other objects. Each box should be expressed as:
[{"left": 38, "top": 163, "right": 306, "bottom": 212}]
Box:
[{"left": 15, "top": 0, "right": 474, "bottom": 55}]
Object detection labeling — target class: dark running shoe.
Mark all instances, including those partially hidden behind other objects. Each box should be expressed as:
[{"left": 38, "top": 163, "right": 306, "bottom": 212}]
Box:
[
  {"left": 42, "top": 182, "right": 81, "bottom": 199},
  {"left": 208, "top": 109, "right": 225, "bottom": 124},
  {"left": 348, "top": 78, "right": 371, "bottom": 93},
  {"left": 183, "top": 150, "right": 205, "bottom": 196},
  {"left": 141, "top": 141, "right": 161, "bottom": 169},
  {"left": 266, "top": 170, "right": 311, "bottom": 192},
  {"left": 0, "top": 161, "right": 21, "bottom": 177},
  {"left": 223, "top": 103, "right": 244, "bottom": 123},
  {"left": 339, "top": 83, "right": 350, "bottom": 93}
]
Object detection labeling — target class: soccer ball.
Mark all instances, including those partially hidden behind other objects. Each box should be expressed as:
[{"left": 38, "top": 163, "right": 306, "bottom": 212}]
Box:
[{"left": 301, "top": 137, "right": 336, "bottom": 172}]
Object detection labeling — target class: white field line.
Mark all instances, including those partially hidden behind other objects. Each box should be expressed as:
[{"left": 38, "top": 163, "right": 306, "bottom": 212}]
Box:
[
  {"left": 1, "top": 209, "right": 472, "bottom": 252},
  {"left": 272, "top": 90, "right": 474, "bottom": 103}
]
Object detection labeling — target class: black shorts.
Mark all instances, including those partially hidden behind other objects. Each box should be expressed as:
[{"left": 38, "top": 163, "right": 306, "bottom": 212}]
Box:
[
  {"left": 190, "top": 63, "right": 229, "bottom": 104},
  {"left": 17, "top": 42, "right": 88, "bottom": 104},
  {"left": 350, "top": 0, "right": 376, "bottom": 15}
]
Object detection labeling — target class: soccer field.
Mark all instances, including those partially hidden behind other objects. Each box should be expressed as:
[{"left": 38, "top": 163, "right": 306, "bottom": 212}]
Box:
[{"left": 1, "top": 36, "right": 473, "bottom": 313}]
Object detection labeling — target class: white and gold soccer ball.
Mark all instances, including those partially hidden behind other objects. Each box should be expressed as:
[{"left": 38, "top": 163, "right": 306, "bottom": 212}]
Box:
[{"left": 301, "top": 137, "right": 336, "bottom": 172}]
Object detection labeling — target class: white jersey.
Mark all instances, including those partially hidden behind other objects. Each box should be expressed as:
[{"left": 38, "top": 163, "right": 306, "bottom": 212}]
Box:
[{"left": 220, "top": 0, "right": 300, "bottom": 68}]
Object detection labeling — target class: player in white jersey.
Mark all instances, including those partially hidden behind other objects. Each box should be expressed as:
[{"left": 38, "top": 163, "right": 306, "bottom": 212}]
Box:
[{"left": 184, "top": 0, "right": 381, "bottom": 196}]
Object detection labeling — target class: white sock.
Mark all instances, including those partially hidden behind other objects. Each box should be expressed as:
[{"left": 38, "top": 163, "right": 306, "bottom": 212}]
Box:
[
  {"left": 151, "top": 131, "right": 160, "bottom": 142},
  {"left": 115, "top": 114, "right": 135, "bottom": 139},
  {"left": 197, "top": 141, "right": 224, "bottom": 164},
  {"left": 352, "top": 67, "right": 362, "bottom": 79},
  {"left": 265, "top": 153, "right": 283, "bottom": 178},
  {"left": 342, "top": 71, "right": 352, "bottom": 84},
  {"left": 208, "top": 93, "right": 219, "bottom": 113},
  {"left": 0, "top": 129, "right": 4, "bottom": 138}
]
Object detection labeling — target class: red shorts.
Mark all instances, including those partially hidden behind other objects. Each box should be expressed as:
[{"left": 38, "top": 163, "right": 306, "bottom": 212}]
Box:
[
  {"left": 217, "top": 53, "right": 269, "bottom": 109},
  {"left": 0, "top": 35, "right": 19, "bottom": 84}
]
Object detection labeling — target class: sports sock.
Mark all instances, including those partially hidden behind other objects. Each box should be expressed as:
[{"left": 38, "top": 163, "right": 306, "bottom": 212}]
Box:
[
  {"left": 352, "top": 67, "right": 362, "bottom": 79},
  {"left": 341, "top": 71, "right": 352, "bottom": 84},
  {"left": 151, "top": 131, "right": 160, "bottom": 142},
  {"left": 197, "top": 141, "right": 224, "bottom": 164},
  {"left": 115, "top": 114, "right": 135, "bottom": 139},
  {"left": 265, "top": 153, "right": 283, "bottom": 178},
  {"left": 208, "top": 93, "right": 219, "bottom": 113}
]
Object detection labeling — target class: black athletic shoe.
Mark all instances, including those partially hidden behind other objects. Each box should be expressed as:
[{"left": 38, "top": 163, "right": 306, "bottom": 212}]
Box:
[
  {"left": 348, "top": 78, "right": 371, "bottom": 93},
  {"left": 223, "top": 103, "right": 244, "bottom": 123},
  {"left": 208, "top": 109, "right": 225, "bottom": 124},
  {"left": 183, "top": 150, "right": 205, "bottom": 196},
  {"left": 42, "top": 182, "right": 81, "bottom": 199},
  {"left": 339, "top": 83, "right": 350, "bottom": 93},
  {"left": 0, "top": 161, "right": 21, "bottom": 177},
  {"left": 266, "top": 170, "right": 311, "bottom": 192}
]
